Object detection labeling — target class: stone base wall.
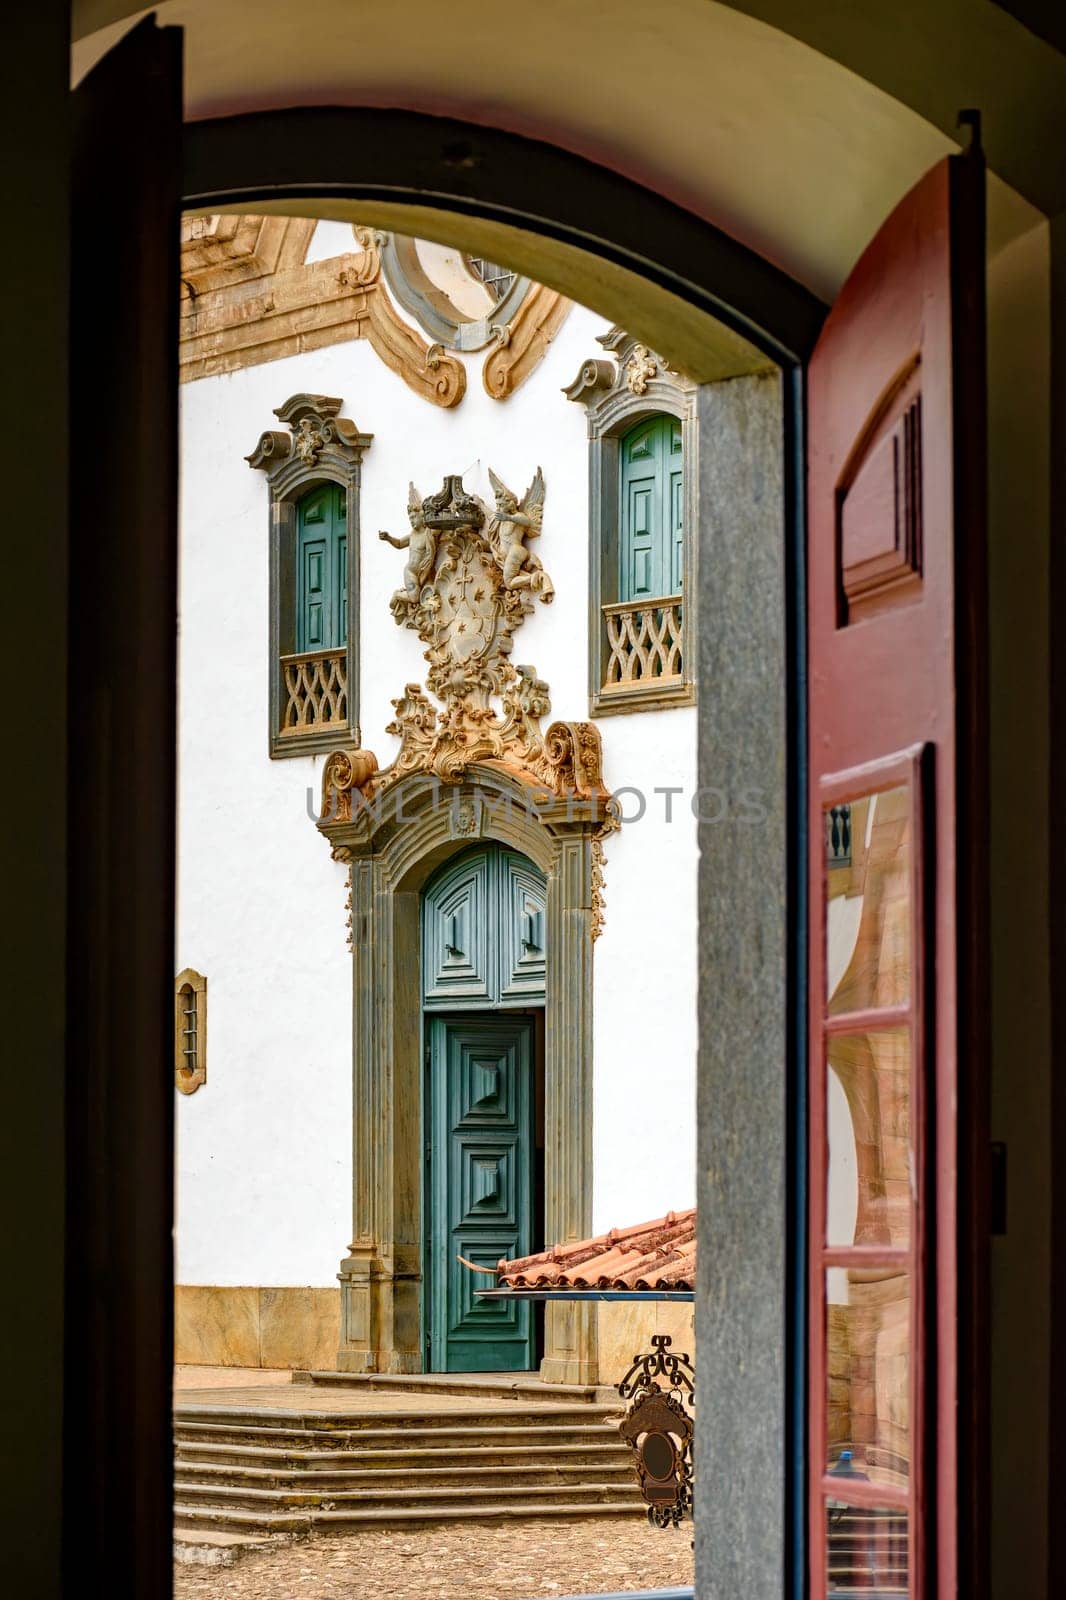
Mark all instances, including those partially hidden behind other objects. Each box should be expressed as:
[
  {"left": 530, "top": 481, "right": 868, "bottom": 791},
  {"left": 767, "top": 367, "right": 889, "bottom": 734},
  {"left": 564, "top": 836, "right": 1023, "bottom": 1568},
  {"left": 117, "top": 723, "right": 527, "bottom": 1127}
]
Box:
[
  {"left": 175, "top": 1286, "right": 341, "bottom": 1370},
  {"left": 595, "top": 1301, "right": 695, "bottom": 1388},
  {"left": 176, "top": 1286, "right": 692, "bottom": 1382}
]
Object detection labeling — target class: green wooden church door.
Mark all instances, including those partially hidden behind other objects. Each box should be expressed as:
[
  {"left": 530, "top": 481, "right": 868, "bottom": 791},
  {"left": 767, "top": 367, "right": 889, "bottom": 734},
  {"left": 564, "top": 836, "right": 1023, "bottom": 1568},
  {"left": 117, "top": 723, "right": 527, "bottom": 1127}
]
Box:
[
  {"left": 421, "top": 846, "right": 545, "bottom": 1372},
  {"left": 426, "top": 1014, "right": 535, "bottom": 1372}
]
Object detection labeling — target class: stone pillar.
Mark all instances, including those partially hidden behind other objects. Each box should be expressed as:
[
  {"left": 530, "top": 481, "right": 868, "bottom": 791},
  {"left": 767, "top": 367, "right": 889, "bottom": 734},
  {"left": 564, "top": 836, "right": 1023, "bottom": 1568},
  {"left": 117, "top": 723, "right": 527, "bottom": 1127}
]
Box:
[
  {"left": 336, "top": 856, "right": 381, "bottom": 1369},
  {"left": 695, "top": 370, "right": 787, "bottom": 1595},
  {"left": 540, "top": 834, "right": 599, "bottom": 1385}
]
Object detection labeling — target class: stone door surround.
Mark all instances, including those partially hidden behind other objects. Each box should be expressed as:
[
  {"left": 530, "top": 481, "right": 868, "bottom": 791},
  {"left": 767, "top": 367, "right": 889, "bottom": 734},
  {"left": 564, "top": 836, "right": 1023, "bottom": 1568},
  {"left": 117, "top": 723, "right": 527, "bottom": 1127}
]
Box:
[{"left": 330, "top": 765, "right": 600, "bottom": 1384}]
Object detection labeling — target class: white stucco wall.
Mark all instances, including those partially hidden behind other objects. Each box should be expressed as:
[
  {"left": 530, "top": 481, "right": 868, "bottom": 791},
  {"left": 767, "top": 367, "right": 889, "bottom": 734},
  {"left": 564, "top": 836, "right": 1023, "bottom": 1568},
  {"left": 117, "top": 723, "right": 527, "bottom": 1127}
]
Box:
[{"left": 176, "top": 237, "right": 698, "bottom": 1286}]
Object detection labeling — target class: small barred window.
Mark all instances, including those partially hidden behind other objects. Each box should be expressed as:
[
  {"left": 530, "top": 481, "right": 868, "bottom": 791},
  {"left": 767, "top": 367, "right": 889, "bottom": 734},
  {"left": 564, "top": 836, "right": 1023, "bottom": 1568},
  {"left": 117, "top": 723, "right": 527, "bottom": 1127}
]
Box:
[{"left": 174, "top": 968, "right": 207, "bottom": 1094}]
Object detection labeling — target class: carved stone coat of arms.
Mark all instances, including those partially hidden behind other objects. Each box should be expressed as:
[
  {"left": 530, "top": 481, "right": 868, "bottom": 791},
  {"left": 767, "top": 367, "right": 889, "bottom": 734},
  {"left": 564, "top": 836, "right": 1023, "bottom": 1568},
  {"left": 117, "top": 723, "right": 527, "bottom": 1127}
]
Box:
[{"left": 317, "top": 469, "right": 618, "bottom": 933}]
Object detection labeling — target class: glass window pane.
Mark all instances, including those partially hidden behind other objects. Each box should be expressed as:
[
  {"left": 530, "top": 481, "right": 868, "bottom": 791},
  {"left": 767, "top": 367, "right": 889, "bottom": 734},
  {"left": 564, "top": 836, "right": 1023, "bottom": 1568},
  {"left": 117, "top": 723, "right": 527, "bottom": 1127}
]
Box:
[
  {"left": 826, "top": 785, "right": 911, "bottom": 1014},
  {"left": 826, "top": 1268, "right": 911, "bottom": 1485},
  {"left": 827, "top": 1029, "right": 912, "bottom": 1248},
  {"left": 826, "top": 1498, "right": 909, "bottom": 1596}
]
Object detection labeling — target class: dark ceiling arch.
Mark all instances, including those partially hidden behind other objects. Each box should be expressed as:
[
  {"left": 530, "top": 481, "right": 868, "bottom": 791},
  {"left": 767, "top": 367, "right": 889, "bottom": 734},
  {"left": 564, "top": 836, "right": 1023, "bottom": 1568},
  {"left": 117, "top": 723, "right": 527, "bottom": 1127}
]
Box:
[{"left": 182, "top": 107, "right": 827, "bottom": 368}]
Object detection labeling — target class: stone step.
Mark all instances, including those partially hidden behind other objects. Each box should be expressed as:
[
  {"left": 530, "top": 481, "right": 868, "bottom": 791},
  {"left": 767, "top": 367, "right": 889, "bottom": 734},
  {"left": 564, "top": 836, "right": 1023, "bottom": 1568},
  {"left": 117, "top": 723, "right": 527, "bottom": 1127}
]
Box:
[
  {"left": 175, "top": 1439, "right": 628, "bottom": 1472},
  {"left": 175, "top": 1479, "right": 640, "bottom": 1511},
  {"left": 173, "top": 1494, "right": 645, "bottom": 1534},
  {"left": 293, "top": 1369, "right": 611, "bottom": 1404},
  {"left": 173, "top": 1528, "right": 277, "bottom": 1568},
  {"left": 175, "top": 1460, "right": 637, "bottom": 1494},
  {"left": 174, "top": 1402, "right": 616, "bottom": 1433},
  {"left": 172, "top": 1388, "right": 637, "bottom": 1533},
  {"left": 173, "top": 1418, "right": 621, "bottom": 1451}
]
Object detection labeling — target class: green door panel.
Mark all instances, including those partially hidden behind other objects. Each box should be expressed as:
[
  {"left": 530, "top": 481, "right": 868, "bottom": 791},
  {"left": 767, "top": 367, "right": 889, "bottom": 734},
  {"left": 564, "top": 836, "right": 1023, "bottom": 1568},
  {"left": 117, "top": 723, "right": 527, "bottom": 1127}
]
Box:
[
  {"left": 422, "top": 847, "right": 546, "bottom": 1008},
  {"left": 500, "top": 852, "right": 547, "bottom": 1001},
  {"left": 426, "top": 1015, "right": 535, "bottom": 1372},
  {"left": 422, "top": 849, "right": 494, "bottom": 1004}
]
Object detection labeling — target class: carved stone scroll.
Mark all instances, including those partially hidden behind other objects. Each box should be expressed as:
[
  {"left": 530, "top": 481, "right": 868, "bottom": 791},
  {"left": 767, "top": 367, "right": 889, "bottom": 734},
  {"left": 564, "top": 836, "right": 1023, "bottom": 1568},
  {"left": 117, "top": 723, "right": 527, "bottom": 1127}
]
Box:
[
  {"left": 483, "top": 284, "right": 572, "bottom": 401},
  {"left": 364, "top": 280, "right": 467, "bottom": 410},
  {"left": 181, "top": 216, "right": 465, "bottom": 407}
]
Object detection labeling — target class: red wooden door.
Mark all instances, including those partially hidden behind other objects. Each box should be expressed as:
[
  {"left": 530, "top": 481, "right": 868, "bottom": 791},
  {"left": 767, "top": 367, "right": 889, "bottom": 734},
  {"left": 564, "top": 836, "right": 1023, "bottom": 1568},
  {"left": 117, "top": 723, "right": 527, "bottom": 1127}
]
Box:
[{"left": 807, "top": 151, "right": 987, "bottom": 1600}]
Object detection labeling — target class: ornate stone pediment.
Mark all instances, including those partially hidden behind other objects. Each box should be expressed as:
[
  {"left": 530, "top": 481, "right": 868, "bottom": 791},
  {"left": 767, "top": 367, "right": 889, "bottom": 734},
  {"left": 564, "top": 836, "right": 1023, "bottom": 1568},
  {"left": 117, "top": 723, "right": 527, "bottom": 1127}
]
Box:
[
  {"left": 245, "top": 393, "right": 373, "bottom": 485},
  {"left": 317, "top": 473, "right": 618, "bottom": 923},
  {"left": 563, "top": 324, "right": 695, "bottom": 422}
]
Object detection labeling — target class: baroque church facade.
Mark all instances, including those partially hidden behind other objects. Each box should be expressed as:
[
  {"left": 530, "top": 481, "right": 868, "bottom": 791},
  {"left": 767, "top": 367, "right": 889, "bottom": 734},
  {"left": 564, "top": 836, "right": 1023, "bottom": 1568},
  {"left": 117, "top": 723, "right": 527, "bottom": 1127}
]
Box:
[{"left": 172, "top": 216, "right": 740, "bottom": 1382}]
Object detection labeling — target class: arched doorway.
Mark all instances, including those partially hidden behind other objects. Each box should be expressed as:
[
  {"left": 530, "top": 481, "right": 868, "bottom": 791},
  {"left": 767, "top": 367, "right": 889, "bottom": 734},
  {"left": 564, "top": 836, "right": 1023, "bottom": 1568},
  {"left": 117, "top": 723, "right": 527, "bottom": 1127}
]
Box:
[
  {"left": 325, "top": 764, "right": 605, "bottom": 1385},
  {"left": 421, "top": 844, "right": 547, "bottom": 1372},
  {"left": 65, "top": 17, "right": 1000, "bottom": 1595}
]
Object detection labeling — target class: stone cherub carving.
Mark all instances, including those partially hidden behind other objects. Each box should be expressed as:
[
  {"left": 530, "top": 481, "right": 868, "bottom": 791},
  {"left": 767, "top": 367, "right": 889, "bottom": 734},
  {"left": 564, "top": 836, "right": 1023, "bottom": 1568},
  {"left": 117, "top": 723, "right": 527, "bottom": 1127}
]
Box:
[
  {"left": 320, "top": 471, "right": 618, "bottom": 936},
  {"left": 487, "top": 467, "right": 554, "bottom": 602},
  {"left": 379, "top": 481, "right": 439, "bottom": 609}
]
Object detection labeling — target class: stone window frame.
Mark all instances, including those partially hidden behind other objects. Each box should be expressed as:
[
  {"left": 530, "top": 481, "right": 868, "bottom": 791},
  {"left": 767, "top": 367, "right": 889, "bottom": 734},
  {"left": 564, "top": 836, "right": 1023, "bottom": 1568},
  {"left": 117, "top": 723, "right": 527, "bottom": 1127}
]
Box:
[
  {"left": 174, "top": 968, "right": 207, "bottom": 1095},
  {"left": 380, "top": 231, "right": 532, "bottom": 352},
  {"left": 565, "top": 327, "right": 699, "bottom": 717},
  {"left": 247, "top": 394, "right": 373, "bottom": 759}
]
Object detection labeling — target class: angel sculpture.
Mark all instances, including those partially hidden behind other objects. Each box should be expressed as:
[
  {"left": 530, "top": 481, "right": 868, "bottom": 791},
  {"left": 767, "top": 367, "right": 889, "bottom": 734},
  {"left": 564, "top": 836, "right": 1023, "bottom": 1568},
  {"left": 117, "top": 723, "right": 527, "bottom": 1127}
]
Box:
[
  {"left": 487, "top": 467, "right": 554, "bottom": 601},
  {"left": 379, "top": 482, "right": 438, "bottom": 601}
]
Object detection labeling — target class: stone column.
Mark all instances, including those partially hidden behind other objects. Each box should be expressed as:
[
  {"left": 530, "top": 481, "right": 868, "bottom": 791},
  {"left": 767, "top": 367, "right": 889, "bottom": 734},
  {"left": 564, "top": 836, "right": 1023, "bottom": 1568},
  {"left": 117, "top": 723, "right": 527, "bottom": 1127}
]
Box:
[{"left": 540, "top": 834, "right": 599, "bottom": 1385}]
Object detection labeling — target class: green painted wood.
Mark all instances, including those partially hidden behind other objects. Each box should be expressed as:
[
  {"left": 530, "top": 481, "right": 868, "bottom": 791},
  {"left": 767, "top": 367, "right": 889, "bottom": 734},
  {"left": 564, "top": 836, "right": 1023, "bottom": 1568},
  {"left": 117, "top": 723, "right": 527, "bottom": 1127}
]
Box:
[
  {"left": 669, "top": 418, "right": 685, "bottom": 594},
  {"left": 296, "top": 482, "right": 346, "bottom": 651},
  {"left": 422, "top": 849, "right": 494, "bottom": 1004},
  {"left": 427, "top": 1014, "right": 535, "bottom": 1372},
  {"left": 619, "top": 413, "right": 684, "bottom": 602},
  {"left": 499, "top": 852, "right": 548, "bottom": 1001},
  {"left": 422, "top": 847, "right": 546, "bottom": 1008}
]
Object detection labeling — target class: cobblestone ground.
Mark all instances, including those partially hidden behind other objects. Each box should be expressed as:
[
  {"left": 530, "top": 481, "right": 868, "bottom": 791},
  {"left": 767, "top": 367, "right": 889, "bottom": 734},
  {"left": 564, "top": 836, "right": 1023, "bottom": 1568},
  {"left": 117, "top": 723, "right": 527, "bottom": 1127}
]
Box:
[{"left": 174, "top": 1518, "right": 694, "bottom": 1599}]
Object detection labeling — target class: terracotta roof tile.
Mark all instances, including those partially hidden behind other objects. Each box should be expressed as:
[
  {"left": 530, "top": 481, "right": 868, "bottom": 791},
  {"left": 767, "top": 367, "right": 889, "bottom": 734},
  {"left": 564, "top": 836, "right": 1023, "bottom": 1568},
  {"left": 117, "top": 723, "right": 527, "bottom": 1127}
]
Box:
[{"left": 493, "top": 1209, "right": 696, "bottom": 1292}]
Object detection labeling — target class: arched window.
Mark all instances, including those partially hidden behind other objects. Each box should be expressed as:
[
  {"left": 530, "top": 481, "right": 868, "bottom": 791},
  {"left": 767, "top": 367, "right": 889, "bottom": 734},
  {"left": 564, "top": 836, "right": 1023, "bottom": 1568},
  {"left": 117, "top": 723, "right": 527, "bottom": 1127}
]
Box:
[{"left": 566, "top": 329, "right": 698, "bottom": 715}]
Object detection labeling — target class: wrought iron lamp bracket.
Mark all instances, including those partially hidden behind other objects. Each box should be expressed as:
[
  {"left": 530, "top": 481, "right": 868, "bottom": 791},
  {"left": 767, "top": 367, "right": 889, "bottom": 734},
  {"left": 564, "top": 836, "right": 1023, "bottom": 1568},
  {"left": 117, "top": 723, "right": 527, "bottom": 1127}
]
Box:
[{"left": 616, "top": 1334, "right": 695, "bottom": 1529}]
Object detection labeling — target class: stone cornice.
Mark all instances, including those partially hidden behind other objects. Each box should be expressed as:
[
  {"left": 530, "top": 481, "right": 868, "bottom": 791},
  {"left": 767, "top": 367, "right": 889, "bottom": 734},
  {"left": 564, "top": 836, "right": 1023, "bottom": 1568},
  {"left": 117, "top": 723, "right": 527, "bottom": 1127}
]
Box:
[
  {"left": 180, "top": 214, "right": 566, "bottom": 404},
  {"left": 180, "top": 218, "right": 466, "bottom": 407}
]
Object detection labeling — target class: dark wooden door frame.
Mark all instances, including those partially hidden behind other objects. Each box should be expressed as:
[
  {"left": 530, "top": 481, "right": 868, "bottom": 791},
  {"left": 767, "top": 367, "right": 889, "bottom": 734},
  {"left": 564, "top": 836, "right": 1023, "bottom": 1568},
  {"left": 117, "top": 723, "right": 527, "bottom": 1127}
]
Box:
[
  {"left": 181, "top": 107, "right": 826, "bottom": 369},
  {"left": 73, "top": 87, "right": 990, "bottom": 1598},
  {"left": 76, "top": 94, "right": 818, "bottom": 1598}
]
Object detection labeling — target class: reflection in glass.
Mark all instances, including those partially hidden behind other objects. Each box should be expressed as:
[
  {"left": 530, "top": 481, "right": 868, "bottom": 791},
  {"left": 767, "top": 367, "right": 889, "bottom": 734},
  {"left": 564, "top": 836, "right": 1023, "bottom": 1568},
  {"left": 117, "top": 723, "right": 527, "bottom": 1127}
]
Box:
[
  {"left": 826, "top": 785, "right": 911, "bottom": 1015},
  {"left": 827, "top": 1030, "right": 911, "bottom": 1248},
  {"left": 826, "top": 1269, "right": 910, "bottom": 1484},
  {"left": 826, "top": 1496, "right": 909, "bottom": 1596}
]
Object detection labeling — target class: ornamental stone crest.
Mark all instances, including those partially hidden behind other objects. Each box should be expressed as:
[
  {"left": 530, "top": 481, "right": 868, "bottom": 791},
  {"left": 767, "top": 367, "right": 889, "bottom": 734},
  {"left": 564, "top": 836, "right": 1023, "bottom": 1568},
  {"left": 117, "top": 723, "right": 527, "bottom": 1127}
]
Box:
[
  {"left": 317, "top": 472, "right": 618, "bottom": 931},
  {"left": 245, "top": 392, "right": 373, "bottom": 478},
  {"left": 624, "top": 343, "right": 659, "bottom": 396}
]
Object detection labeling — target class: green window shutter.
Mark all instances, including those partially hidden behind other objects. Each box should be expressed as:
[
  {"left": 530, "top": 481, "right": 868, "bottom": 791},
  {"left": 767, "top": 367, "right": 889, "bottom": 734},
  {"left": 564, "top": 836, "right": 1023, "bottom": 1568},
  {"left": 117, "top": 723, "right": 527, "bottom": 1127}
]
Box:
[
  {"left": 296, "top": 483, "right": 347, "bottom": 652},
  {"left": 619, "top": 414, "right": 683, "bottom": 603},
  {"left": 337, "top": 528, "right": 348, "bottom": 647},
  {"left": 669, "top": 418, "right": 684, "bottom": 594}
]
